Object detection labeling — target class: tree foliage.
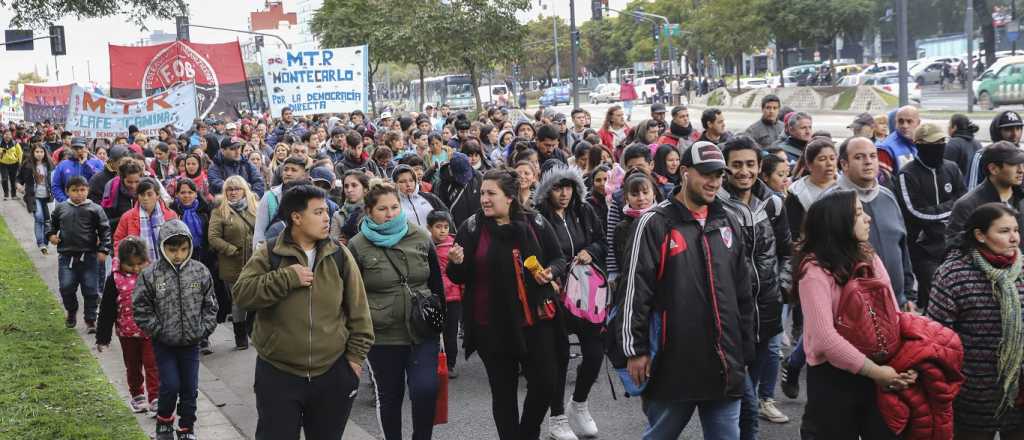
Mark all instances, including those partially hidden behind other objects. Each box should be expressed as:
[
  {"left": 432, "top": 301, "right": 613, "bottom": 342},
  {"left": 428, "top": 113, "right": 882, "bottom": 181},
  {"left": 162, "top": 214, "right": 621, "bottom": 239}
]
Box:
[
  {"left": 690, "top": 0, "right": 771, "bottom": 86},
  {"left": 521, "top": 16, "right": 592, "bottom": 86},
  {"left": 8, "top": 72, "right": 46, "bottom": 93},
  {"left": 579, "top": 19, "right": 626, "bottom": 79},
  {"left": 0, "top": 0, "right": 187, "bottom": 29}
]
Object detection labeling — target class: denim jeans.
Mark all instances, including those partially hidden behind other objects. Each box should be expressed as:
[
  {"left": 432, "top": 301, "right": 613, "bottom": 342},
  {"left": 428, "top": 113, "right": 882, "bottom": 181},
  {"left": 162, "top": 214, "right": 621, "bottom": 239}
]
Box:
[
  {"left": 642, "top": 397, "right": 741, "bottom": 440},
  {"left": 33, "top": 198, "right": 50, "bottom": 247},
  {"left": 58, "top": 252, "right": 100, "bottom": 322},
  {"left": 152, "top": 342, "right": 200, "bottom": 430},
  {"left": 786, "top": 338, "right": 806, "bottom": 374},
  {"left": 740, "top": 333, "right": 784, "bottom": 440},
  {"left": 366, "top": 341, "right": 439, "bottom": 440}
]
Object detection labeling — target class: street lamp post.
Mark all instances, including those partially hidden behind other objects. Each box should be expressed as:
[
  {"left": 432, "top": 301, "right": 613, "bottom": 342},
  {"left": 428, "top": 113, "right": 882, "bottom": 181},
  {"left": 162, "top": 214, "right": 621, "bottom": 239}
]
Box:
[
  {"left": 966, "top": 0, "right": 975, "bottom": 112},
  {"left": 896, "top": 0, "right": 908, "bottom": 106},
  {"left": 570, "top": 0, "right": 580, "bottom": 108}
]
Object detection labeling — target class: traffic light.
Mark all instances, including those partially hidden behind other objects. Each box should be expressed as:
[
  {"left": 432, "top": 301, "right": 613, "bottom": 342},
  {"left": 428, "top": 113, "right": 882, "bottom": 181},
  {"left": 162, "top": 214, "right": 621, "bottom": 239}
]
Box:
[
  {"left": 651, "top": 22, "right": 659, "bottom": 40},
  {"left": 176, "top": 16, "right": 190, "bottom": 41},
  {"left": 49, "top": 25, "right": 65, "bottom": 55},
  {"left": 591, "top": 0, "right": 602, "bottom": 20}
]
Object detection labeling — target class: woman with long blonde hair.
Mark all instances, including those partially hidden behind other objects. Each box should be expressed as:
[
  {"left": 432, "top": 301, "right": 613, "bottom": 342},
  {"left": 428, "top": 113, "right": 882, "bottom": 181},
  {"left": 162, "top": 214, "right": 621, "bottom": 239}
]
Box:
[{"left": 208, "top": 175, "right": 259, "bottom": 350}]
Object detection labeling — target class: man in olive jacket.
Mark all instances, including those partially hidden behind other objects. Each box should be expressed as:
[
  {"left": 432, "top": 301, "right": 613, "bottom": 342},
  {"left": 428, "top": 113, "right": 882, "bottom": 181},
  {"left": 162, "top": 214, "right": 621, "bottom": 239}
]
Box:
[{"left": 234, "top": 184, "right": 374, "bottom": 440}]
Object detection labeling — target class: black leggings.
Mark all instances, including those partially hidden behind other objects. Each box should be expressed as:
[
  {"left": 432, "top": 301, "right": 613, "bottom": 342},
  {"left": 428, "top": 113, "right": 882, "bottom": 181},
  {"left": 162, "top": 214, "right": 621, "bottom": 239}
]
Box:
[
  {"left": 477, "top": 322, "right": 559, "bottom": 440},
  {"left": 802, "top": 363, "right": 898, "bottom": 440},
  {"left": 443, "top": 301, "right": 462, "bottom": 367},
  {"left": 551, "top": 314, "right": 605, "bottom": 416},
  {"left": 0, "top": 163, "right": 17, "bottom": 197}
]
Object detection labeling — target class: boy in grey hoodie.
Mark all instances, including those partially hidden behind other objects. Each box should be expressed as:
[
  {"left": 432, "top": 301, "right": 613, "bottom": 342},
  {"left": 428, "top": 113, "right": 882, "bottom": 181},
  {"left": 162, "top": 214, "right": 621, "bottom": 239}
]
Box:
[{"left": 132, "top": 219, "right": 218, "bottom": 440}]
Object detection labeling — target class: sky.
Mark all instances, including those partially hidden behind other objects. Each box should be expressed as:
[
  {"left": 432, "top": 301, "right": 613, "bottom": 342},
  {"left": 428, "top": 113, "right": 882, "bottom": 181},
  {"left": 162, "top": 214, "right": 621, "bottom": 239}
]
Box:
[{"left": 0, "top": 0, "right": 629, "bottom": 91}]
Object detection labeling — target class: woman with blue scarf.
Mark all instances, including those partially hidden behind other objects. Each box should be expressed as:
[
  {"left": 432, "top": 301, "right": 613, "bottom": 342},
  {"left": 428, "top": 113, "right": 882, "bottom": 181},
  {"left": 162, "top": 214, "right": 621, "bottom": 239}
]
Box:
[
  {"left": 170, "top": 178, "right": 211, "bottom": 262},
  {"left": 347, "top": 179, "right": 445, "bottom": 440}
]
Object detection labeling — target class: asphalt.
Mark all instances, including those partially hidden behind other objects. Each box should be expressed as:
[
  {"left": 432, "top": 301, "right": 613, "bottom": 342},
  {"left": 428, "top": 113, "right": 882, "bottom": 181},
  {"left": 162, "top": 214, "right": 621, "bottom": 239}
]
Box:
[{"left": 0, "top": 195, "right": 812, "bottom": 439}]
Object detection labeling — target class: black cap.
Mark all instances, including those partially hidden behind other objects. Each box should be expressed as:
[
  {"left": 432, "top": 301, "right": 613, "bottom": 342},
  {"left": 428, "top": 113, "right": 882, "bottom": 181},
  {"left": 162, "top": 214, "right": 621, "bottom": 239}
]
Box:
[
  {"left": 220, "top": 137, "right": 244, "bottom": 149},
  {"left": 847, "top": 112, "right": 876, "bottom": 129},
  {"left": 681, "top": 141, "right": 727, "bottom": 173},
  {"left": 998, "top": 111, "right": 1024, "bottom": 128},
  {"left": 70, "top": 137, "right": 87, "bottom": 148},
  {"left": 651, "top": 103, "right": 667, "bottom": 114},
  {"left": 981, "top": 141, "right": 1024, "bottom": 174}
]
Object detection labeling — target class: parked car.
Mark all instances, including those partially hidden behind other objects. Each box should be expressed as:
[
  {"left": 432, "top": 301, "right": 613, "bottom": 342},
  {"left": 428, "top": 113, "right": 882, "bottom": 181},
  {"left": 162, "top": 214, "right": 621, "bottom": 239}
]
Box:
[
  {"left": 866, "top": 72, "right": 921, "bottom": 103},
  {"left": 539, "top": 84, "right": 571, "bottom": 106},
  {"left": 633, "top": 76, "right": 662, "bottom": 103},
  {"left": 781, "top": 64, "right": 819, "bottom": 86},
  {"left": 740, "top": 78, "right": 770, "bottom": 89},
  {"left": 973, "top": 56, "right": 1024, "bottom": 110},
  {"left": 588, "top": 83, "right": 620, "bottom": 104},
  {"left": 909, "top": 61, "right": 947, "bottom": 85},
  {"left": 862, "top": 62, "right": 899, "bottom": 76}
]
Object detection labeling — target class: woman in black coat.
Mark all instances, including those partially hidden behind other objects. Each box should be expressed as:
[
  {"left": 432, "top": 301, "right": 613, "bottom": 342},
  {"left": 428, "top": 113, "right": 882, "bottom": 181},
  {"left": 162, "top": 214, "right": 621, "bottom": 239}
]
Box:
[
  {"left": 944, "top": 114, "right": 983, "bottom": 182},
  {"left": 19, "top": 142, "right": 55, "bottom": 253}
]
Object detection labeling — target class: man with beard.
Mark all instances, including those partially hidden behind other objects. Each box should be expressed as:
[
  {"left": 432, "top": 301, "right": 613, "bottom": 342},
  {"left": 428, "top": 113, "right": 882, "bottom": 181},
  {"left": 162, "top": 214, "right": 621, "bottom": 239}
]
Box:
[
  {"left": 895, "top": 124, "right": 966, "bottom": 310},
  {"left": 772, "top": 112, "right": 813, "bottom": 164},
  {"left": 650, "top": 103, "right": 667, "bottom": 134},
  {"left": 743, "top": 95, "right": 784, "bottom": 148},
  {"left": 719, "top": 136, "right": 792, "bottom": 432},
  {"left": 618, "top": 140, "right": 753, "bottom": 440},
  {"left": 830, "top": 137, "right": 917, "bottom": 312},
  {"left": 656, "top": 105, "right": 701, "bottom": 149}
]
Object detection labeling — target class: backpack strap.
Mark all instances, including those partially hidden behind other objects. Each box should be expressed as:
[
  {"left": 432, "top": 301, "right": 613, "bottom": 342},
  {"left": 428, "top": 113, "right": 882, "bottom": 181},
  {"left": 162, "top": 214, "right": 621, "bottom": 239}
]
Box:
[
  {"left": 267, "top": 235, "right": 282, "bottom": 270},
  {"left": 268, "top": 234, "right": 348, "bottom": 279}
]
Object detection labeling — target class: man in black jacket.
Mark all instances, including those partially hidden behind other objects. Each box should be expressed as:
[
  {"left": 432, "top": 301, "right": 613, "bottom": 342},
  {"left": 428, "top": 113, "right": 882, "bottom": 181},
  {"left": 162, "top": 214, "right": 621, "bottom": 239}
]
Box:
[
  {"left": 895, "top": 124, "right": 966, "bottom": 310},
  {"left": 620, "top": 141, "right": 754, "bottom": 439},
  {"left": 947, "top": 141, "right": 1024, "bottom": 251},
  {"left": 719, "top": 136, "right": 792, "bottom": 431}
]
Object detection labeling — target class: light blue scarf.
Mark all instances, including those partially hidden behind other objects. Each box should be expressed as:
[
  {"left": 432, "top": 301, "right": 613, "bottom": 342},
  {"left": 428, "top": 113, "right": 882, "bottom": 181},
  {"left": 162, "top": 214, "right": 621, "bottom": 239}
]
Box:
[{"left": 360, "top": 211, "right": 409, "bottom": 248}]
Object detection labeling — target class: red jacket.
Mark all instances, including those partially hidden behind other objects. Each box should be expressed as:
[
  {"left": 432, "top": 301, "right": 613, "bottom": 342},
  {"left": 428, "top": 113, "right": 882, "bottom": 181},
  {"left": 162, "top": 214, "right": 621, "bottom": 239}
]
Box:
[
  {"left": 878, "top": 313, "right": 964, "bottom": 440},
  {"left": 435, "top": 235, "right": 462, "bottom": 302},
  {"left": 113, "top": 203, "right": 179, "bottom": 257}
]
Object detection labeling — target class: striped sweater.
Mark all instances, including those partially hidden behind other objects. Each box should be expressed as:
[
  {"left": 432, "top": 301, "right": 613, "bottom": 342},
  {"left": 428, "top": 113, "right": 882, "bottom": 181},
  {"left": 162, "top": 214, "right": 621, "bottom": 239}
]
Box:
[{"left": 927, "top": 250, "right": 1024, "bottom": 432}]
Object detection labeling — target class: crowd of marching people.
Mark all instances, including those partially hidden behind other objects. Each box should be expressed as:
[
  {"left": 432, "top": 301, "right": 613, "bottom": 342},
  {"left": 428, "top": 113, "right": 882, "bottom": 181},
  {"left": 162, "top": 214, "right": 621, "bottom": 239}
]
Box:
[{"left": 3, "top": 93, "right": 1024, "bottom": 440}]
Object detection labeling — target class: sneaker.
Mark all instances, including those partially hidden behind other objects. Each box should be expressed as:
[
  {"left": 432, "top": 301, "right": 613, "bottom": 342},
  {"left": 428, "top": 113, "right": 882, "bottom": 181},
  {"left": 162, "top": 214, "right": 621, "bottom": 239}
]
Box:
[
  {"left": 199, "top": 339, "right": 213, "bottom": 355},
  {"left": 155, "top": 419, "right": 175, "bottom": 440},
  {"left": 448, "top": 365, "right": 458, "bottom": 379},
  {"left": 40, "top": 247, "right": 48, "bottom": 255},
  {"left": 759, "top": 398, "right": 790, "bottom": 423},
  {"left": 129, "top": 395, "right": 148, "bottom": 413},
  {"left": 85, "top": 321, "right": 96, "bottom": 334},
  {"left": 149, "top": 400, "right": 159, "bottom": 418},
  {"left": 176, "top": 427, "right": 197, "bottom": 440},
  {"left": 780, "top": 359, "right": 800, "bottom": 399},
  {"left": 548, "top": 415, "right": 579, "bottom": 440},
  {"left": 567, "top": 400, "right": 599, "bottom": 437},
  {"left": 65, "top": 313, "right": 76, "bottom": 329}
]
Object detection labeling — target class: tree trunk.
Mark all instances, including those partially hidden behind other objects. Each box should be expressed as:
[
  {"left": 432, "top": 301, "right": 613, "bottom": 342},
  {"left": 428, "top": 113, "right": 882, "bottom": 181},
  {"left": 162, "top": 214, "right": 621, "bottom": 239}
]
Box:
[
  {"left": 418, "top": 63, "right": 426, "bottom": 112},
  {"left": 736, "top": 52, "right": 742, "bottom": 92},
  {"left": 778, "top": 41, "right": 786, "bottom": 87},
  {"left": 368, "top": 59, "right": 380, "bottom": 115},
  {"left": 468, "top": 61, "right": 483, "bottom": 114}
]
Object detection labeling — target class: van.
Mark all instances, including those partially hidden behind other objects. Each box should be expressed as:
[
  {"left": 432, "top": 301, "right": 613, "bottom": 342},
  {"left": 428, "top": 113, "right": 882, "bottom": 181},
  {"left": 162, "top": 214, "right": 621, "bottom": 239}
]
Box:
[
  {"left": 973, "top": 56, "right": 1024, "bottom": 109},
  {"left": 478, "top": 84, "right": 510, "bottom": 107},
  {"left": 634, "top": 76, "right": 662, "bottom": 103}
]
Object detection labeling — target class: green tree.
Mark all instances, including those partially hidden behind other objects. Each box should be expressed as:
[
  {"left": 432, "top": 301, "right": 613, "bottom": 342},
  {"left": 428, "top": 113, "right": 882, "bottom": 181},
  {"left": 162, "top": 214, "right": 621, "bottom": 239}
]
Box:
[
  {"left": 312, "top": 0, "right": 413, "bottom": 113},
  {"left": 8, "top": 71, "right": 46, "bottom": 93},
  {"left": 580, "top": 19, "right": 626, "bottom": 79},
  {"left": 690, "top": 0, "right": 771, "bottom": 90},
  {"left": 1, "top": 0, "right": 187, "bottom": 28},
  {"left": 437, "top": 0, "right": 528, "bottom": 113},
  {"left": 521, "top": 16, "right": 572, "bottom": 87}
]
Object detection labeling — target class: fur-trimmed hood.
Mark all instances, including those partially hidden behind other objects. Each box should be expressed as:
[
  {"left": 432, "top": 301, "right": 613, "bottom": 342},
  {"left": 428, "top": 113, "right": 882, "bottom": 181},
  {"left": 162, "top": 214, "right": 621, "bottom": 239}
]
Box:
[{"left": 535, "top": 164, "right": 587, "bottom": 212}]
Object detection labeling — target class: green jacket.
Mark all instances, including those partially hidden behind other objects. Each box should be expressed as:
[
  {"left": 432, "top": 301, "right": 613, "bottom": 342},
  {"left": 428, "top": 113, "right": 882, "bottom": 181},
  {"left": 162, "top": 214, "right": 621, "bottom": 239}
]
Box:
[
  {"left": 347, "top": 222, "right": 445, "bottom": 346},
  {"left": 208, "top": 206, "right": 256, "bottom": 282},
  {"left": 234, "top": 230, "right": 374, "bottom": 378}
]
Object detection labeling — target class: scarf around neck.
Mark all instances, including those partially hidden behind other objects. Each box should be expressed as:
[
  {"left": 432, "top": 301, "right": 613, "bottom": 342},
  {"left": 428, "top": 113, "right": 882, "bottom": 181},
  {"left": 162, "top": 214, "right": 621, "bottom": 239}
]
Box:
[
  {"left": 837, "top": 174, "right": 880, "bottom": 203},
  {"left": 670, "top": 120, "right": 693, "bottom": 138},
  {"left": 970, "top": 247, "right": 1024, "bottom": 417},
  {"left": 360, "top": 211, "right": 409, "bottom": 248},
  {"left": 623, "top": 203, "right": 655, "bottom": 218},
  {"left": 180, "top": 199, "right": 204, "bottom": 249},
  {"left": 229, "top": 199, "right": 248, "bottom": 212},
  {"left": 139, "top": 205, "right": 165, "bottom": 263}
]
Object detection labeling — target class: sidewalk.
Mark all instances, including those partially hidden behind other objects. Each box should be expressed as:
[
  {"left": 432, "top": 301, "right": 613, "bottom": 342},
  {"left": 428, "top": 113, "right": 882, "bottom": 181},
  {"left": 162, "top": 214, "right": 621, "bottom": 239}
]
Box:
[{"left": 0, "top": 199, "right": 373, "bottom": 439}]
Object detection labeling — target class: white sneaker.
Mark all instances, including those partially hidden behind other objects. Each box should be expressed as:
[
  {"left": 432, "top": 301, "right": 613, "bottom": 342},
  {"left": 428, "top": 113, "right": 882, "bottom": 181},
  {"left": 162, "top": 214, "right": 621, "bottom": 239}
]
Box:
[
  {"left": 759, "top": 398, "right": 790, "bottom": 423},
  {"left": 548, "top": 414, "right": 578, "bottom": 440},
  {"left": 567, "top": 400, "right": 599, "bottom": 437},
  {"left": 129, "top": 395, "right": 148, "bottom": 413}
]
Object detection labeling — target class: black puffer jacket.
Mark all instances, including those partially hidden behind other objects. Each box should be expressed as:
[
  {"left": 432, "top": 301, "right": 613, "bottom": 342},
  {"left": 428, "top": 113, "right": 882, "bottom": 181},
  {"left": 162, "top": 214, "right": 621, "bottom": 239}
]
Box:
[
  {"left": 535, "top": 165, "right": 606, "bottom": 280},
  {"left": 616, "top": 197, "right": 754, "bottom": 401},
  {"left": 719, "top": 179, "right": 790, "bottom": 342}
]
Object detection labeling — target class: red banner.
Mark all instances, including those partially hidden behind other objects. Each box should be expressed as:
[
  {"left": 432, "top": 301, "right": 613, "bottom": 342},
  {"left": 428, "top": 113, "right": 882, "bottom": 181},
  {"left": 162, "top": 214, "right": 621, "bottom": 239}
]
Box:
[
  {"left": 22, "top": 84, "right": 72, "bottom": 122},
  {"left": 109, "top": 41, "right": 248, "bottom": 120}
]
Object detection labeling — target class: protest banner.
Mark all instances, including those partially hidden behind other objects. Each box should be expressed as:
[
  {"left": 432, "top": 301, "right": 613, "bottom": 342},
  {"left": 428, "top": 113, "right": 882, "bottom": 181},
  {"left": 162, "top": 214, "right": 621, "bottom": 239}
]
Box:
[
  {"left": 65, "top": 82, "right": 197, "bottom": 138},
  {"left": 263, "top": 45, "right": 367, "bottom": 116},
  {"left": 109, "top": 41, "right": 247, "bottom": 120},
  {"left": 22, "top": 84, "right": 72, "bottom": 123}
]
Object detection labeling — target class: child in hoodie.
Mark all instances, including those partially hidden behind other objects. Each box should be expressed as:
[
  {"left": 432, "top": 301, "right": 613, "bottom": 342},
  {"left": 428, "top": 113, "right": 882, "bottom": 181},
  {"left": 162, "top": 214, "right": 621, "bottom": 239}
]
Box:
[
  {"left": 132, "top": 219, "right": 218, "bottom": 440},
  {"left": 428, "top": 209, "right": 462, "bottom": 377},
  {"left": 96, "top": 237, "right": 159, "bottom": 414}
]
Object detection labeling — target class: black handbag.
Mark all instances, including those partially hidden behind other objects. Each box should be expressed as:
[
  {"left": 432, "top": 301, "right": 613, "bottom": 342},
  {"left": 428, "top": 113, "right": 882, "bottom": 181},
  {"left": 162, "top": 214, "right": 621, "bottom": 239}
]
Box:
[{"left": 382, "top": 250, "right": 446, "bottom": 337}]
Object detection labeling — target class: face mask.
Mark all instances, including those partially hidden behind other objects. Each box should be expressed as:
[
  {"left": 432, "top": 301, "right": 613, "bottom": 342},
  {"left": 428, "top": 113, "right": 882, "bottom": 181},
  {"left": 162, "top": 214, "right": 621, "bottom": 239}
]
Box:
[{"left": 917, "top": 143, "right": 946, "bottom": 168}]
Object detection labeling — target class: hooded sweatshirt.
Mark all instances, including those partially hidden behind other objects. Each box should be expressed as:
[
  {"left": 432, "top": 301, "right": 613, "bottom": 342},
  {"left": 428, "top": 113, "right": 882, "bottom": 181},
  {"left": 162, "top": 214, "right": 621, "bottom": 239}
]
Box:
[
  {"left": 131, "top": 219, "right": 219, "bottom": 346},
  {"left": 535, "top": 165, "right": 606, "bottom": 280}
]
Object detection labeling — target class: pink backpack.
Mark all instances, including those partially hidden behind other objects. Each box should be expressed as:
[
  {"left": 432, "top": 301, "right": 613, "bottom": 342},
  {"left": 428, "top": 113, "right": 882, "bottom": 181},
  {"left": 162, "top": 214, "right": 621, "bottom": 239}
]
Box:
[{"left": 563, "top": 262, "right": 608, "bottom": 324}]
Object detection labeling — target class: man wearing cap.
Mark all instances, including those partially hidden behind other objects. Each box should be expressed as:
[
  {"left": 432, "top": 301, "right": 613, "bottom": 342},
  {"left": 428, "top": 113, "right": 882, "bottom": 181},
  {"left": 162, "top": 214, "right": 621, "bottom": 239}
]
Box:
[
  {"left": 225, "top": 122, "right": 238, "bottom": 139},
  {"left": 947, "top": 141, "right": 1024, "bottom": 251},
  {"left": 743, "top": 95, "right": 784, "bottom": 149},
  {"left": 619, "top": 140, "right": 754, "bottom": 440},
  {"left": 847, "top": 113, "right": 878, "bottom": 142},
  {"left": 657, "top": 105, "right": 702, "bottom": 149},
  {"left": 88, "top": 145, "right": 131, "bottom": 204},
  {"left": 650, "top": 103, "right": 667, "bottom": 134},
  {"left": 966, "top": 110, "right": 1024, "bottom": 188},
  {"left": 877, "top": 105, "right": 920, "bottom": 172},
  {"left": 831, "top": 137, "right": 918, "bottom": 311},
  {"left": 895, "top": 124, "right": 966, "bottom": 309},
  {"left": 208, "top": 137, "right": 266, "bottom": 197},
  {"left": 52, "top": 137, "right": 100, "bottom": 202}
]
